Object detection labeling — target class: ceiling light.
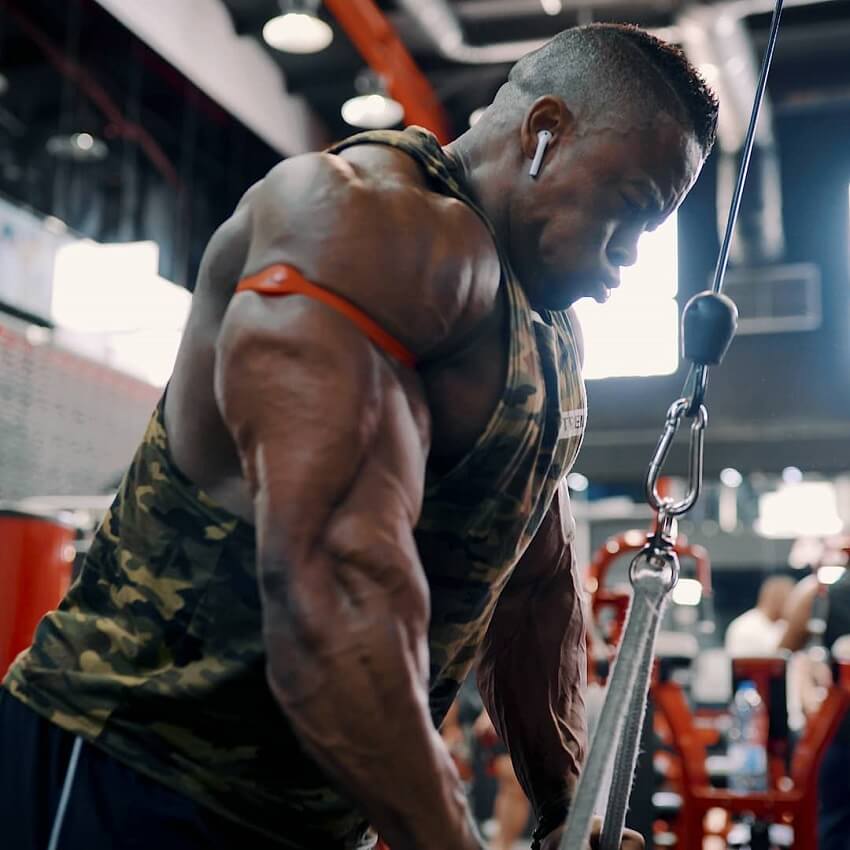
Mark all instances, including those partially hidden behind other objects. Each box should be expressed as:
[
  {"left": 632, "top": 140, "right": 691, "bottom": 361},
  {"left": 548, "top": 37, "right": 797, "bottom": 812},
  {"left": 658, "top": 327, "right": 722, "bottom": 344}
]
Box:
[
  {"left": 46, "top": 132, "right": 109, "bottom": 162},
  {"left": 540, "top": 0, "right": 563, "bottom": 14},
  {"left": 720, "top": 467, "right": 743, "bottom": 488},
  {"left": 782, "top": 466, "right": 803, "bottom": 484},
  {"left": 262, "top": 1, "right": 333, "bottom": 55},
  {"left": 341, "top": 93, "right": 404, "bottom": 130}
]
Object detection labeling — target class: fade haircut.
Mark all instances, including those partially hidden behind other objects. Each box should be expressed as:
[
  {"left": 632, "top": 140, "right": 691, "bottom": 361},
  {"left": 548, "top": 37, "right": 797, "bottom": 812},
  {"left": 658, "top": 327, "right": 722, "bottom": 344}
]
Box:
[{"left": 500, "top": 23, "right": 718, "bottom": 156}]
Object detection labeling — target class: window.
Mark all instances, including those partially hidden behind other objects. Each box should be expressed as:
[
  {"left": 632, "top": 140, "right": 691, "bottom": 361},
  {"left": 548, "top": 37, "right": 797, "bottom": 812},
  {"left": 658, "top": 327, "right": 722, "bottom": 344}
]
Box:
[
  {"left": 52, "top": 239, "right": 191, "bottom": 387},
  {"left": 573, "top": 213, "right": 679, "bottom": 379}
]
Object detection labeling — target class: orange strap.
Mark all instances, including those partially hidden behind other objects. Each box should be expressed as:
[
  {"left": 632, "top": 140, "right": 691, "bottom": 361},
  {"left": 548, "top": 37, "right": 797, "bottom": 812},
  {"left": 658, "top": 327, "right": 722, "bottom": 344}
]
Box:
[{"left": 235, "top": 264, "right": 416, "bottom": 369}]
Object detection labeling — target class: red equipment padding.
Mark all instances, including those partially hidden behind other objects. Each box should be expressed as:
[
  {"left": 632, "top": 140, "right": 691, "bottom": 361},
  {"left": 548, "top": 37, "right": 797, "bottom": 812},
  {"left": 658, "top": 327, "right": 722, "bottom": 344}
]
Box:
[{"left": 0, "top": 510, "right": 74, "bottom": 677}]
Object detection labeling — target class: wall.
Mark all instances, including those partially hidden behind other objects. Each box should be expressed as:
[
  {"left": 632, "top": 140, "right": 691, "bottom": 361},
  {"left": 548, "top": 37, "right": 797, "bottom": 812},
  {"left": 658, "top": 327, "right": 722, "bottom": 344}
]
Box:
[{"left": 0, "top": 317, "right": 159, "bottom": 501}]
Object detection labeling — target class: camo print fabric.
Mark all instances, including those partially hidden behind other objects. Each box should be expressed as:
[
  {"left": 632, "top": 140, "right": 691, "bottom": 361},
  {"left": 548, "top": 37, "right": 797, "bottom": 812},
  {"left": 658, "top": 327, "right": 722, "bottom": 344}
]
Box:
[
  {"left": 3, "top": 127, "right": 585, "bottom": 847},
  {"left": 335, "top": 128, "right": 588, "bottom": 725}
]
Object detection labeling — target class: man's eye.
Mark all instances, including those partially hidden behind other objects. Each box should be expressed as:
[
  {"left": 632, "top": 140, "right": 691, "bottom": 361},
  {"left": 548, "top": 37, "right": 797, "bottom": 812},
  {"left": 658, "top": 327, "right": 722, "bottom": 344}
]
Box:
[{"left": 621, "top": 194, "right": 645, "bottom": 215}]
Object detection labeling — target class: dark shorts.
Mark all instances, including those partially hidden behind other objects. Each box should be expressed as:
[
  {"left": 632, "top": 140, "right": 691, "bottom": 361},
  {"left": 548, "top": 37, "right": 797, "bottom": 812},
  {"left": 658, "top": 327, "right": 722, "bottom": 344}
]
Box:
[{"left": 0, "top": 687, "right": 289, "bottom": 850}]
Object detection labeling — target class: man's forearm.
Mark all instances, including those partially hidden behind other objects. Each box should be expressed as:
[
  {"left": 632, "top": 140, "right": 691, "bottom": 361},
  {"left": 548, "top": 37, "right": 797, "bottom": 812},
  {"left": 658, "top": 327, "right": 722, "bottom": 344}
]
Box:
[
  {"left": 477, "top": 562, "right": 587, "bottom": 818},
  {"left": 262, "top": 548, "right": 480, "bottom": 850}
]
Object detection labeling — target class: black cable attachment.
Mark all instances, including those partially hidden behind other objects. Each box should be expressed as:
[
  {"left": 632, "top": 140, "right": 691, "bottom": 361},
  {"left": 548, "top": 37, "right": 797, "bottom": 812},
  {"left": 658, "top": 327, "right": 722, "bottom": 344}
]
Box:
[
  {"left": 679, "top": 291, "right": 738, "bottom": 415},
  {"left": 682, "top": 291, "right": 738, "bottom": 366}
]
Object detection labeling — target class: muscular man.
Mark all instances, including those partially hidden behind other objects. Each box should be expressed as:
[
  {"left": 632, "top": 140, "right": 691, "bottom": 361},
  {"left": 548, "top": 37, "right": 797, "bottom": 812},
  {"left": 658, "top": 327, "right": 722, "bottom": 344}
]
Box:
[{"left": 1, "top": 23, "right": 716, "bottom": 850}]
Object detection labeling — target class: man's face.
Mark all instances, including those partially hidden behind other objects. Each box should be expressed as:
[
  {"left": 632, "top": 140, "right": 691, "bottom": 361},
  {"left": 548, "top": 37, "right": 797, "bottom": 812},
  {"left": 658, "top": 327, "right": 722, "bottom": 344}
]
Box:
[{"left": 510, "top": 115, "right": 703, "bottom": 310}]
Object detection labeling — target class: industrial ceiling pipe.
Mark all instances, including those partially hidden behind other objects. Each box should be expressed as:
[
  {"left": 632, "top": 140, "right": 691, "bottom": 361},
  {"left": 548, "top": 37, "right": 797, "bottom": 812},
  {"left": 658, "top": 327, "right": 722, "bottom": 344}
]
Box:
[{"left": 323, "top": 0, "right": 452, "bottom": 142}]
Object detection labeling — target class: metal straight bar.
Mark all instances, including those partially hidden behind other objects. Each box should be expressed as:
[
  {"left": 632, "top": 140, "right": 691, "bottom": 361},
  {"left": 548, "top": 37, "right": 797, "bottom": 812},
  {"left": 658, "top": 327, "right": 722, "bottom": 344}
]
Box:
[
  {"left": 710, "top": 0, "right": 785, "bottom": 295},
  {"left": 323, "top": 0, "right": 453, "bottom": 143}
]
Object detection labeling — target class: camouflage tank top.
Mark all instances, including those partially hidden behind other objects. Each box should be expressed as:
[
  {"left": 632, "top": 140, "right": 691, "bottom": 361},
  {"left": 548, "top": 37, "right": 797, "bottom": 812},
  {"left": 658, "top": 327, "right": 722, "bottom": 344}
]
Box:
[{"left": 4, "top": 127, "right": 586, "bottom": 848}]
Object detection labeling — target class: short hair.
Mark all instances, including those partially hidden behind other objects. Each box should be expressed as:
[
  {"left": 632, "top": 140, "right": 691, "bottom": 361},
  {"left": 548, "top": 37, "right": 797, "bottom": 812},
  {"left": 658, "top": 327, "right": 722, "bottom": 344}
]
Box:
[{"left": 501, "top": 23, "right": 718, "bottom": 156}]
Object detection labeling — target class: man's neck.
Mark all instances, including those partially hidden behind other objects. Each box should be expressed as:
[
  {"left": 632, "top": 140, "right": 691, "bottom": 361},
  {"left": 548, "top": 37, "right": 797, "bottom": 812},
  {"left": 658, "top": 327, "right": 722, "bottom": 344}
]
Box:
[{"left": 445, "top": 127, "right": 514, "bottom": 251}]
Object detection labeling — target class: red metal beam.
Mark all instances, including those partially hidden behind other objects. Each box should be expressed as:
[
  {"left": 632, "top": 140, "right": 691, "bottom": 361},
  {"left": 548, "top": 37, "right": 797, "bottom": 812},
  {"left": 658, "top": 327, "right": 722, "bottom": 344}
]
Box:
[{"left": 323, "top": 0, "right": 452, "bottom": 143}]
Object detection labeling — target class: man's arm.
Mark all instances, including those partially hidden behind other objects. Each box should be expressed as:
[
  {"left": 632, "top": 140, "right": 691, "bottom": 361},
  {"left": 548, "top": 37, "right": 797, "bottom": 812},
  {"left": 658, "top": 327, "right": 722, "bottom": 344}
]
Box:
[
  {"left": 779, "top": 575, "right": 819, "bottom": 652},
  {"left": 215, "top": 155, "right": 496, "bottom": 850},
  {"left": 476, "top": 485, "right": 644, "bottom": 849},
  {"left": 476, "top": 483, "right": 587, "bottom": 831}
]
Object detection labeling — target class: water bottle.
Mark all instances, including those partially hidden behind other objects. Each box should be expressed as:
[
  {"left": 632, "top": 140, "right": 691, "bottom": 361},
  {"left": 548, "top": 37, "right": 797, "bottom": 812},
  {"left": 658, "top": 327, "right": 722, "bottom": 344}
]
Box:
[{"left": 727, "top": 680, "right": 768, "bottom": 792}]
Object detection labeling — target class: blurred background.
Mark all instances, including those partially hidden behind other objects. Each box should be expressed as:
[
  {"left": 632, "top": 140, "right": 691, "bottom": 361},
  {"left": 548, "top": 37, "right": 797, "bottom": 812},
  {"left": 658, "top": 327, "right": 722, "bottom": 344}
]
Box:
[
  {"left": 0, "top": 1, "right": 849, "bottom": 847},
  {"left": 1, "top": 0, "right": 848, "bottom": 604}
]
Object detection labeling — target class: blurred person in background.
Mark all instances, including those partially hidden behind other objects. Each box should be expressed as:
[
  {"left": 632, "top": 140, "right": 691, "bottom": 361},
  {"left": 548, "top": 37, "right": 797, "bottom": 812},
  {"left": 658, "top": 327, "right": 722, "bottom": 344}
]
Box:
[{"left": 725, "top": 576, "right": 794, "bottom": 656}]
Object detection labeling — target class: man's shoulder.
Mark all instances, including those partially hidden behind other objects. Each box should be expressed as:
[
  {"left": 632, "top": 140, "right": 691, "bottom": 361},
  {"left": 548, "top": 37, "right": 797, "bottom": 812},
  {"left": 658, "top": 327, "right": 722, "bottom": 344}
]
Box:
[
  {"left": 254, "top": 148, "right": 496, "bottom": 266},
  {"left": 237, "top": 150, "right": 502, "bottom": 361}
]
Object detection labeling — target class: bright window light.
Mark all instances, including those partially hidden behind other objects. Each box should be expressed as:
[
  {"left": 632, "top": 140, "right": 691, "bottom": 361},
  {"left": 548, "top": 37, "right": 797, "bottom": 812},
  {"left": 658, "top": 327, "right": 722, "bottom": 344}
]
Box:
[
  {"left": 574, "top": 213, "right": 678, "bottom": 379},
  {"left": 52, "top": 240, "right": 191, "bottom": 387},
  {"left": 672, "top": 577, "right": 703, "bottom": 606},
  {"left": 53, "top": 240, "right": 161, "bottom": 331},
  {"left": 755, "top": 481, "right": 844, "bottom": 538}
]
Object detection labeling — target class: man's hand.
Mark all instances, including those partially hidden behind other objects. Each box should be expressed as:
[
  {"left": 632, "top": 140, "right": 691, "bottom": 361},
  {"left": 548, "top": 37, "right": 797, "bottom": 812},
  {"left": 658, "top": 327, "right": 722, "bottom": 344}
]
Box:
[{"left": 539, "top": 817, "right": 645, "bottom": 850}]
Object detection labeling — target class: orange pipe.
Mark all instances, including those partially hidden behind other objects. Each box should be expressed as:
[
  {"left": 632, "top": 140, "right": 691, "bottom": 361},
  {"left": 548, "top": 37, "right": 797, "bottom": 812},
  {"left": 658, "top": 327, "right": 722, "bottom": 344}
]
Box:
[{"left": 323, "top": 0, "right": 452, "bottom": 143}]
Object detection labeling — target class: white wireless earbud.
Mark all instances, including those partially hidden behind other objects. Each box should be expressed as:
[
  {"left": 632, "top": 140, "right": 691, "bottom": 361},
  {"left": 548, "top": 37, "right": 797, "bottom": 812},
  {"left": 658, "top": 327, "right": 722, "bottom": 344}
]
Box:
[{"left": 529, "top": 129, "right": 553, "bottom": 178}]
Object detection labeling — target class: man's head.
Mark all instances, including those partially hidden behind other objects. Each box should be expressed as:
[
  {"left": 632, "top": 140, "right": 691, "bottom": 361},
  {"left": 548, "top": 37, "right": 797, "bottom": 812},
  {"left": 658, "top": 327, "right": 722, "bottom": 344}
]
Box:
[
  {"left": 758, "top": 576, "right": 795, "bottom": 622},
  {"left": 454, "top": 24, "right": 718, "bottom": 310}
]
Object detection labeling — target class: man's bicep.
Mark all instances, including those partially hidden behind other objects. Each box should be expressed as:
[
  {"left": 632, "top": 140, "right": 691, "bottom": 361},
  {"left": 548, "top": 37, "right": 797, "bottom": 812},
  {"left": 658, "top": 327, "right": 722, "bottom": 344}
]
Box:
[{"left": 214, "top": 293, "right": 429, "bottom": 555}]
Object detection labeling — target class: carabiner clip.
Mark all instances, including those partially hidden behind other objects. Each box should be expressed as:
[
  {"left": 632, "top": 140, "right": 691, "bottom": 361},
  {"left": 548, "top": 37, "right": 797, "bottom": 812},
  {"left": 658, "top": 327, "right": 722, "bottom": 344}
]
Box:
[{"left": 645, "top": 399, "right": 708, "bottom": 517}]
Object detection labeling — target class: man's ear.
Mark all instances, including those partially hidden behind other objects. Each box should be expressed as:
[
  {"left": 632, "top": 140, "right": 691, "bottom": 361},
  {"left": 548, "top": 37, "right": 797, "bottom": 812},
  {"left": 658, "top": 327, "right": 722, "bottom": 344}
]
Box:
[{"left": 520, "top": 95, "right": 576, "bottom": 161}]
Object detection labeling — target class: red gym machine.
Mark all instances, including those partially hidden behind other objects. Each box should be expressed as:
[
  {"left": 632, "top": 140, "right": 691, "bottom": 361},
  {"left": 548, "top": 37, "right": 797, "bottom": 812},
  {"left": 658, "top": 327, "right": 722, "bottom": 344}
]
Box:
[
  {"left": 589, "top": 530, "right": 850, "bottom": 849},
  {"left": 0, "top": 509, "right": 75, "bottom": 677}
]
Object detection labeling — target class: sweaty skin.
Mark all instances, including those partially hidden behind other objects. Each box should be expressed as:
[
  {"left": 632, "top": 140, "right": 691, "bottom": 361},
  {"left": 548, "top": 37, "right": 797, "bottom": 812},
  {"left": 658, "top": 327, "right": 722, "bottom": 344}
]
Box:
[{"left": 159, "top": 94, "right": 700, "bottom": 850}]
